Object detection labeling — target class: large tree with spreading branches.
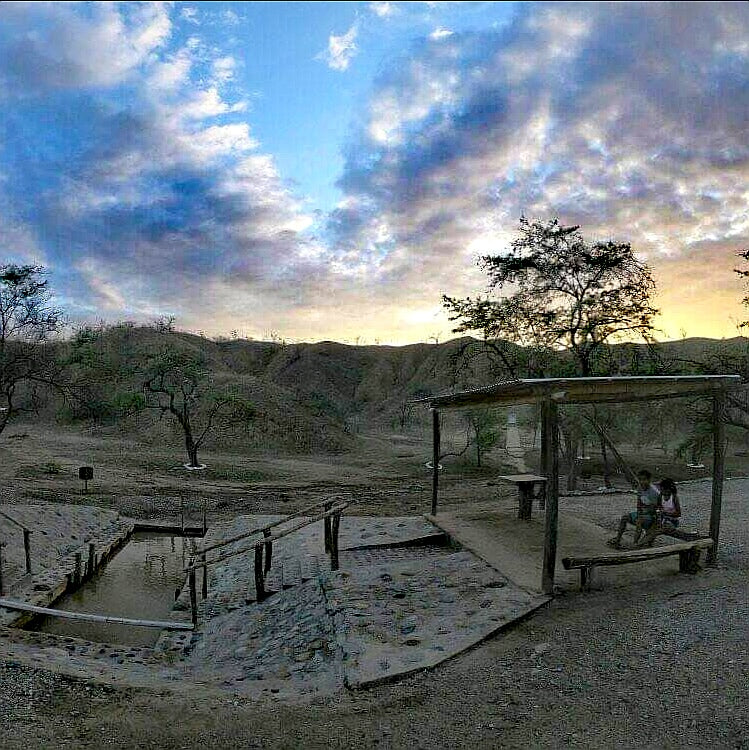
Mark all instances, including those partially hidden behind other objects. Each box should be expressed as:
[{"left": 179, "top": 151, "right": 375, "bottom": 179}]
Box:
[
  {"left": 442, "top": 216, "right": 660, "bottom": 377},
  {"left": 442, "top": 217, "right": 661, "bottom": 489}
]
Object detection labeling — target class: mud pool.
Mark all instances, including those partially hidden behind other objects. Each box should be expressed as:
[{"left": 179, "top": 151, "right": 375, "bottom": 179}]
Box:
[{"left": 29, "top": 532, "right": 194, "bottom": 647}]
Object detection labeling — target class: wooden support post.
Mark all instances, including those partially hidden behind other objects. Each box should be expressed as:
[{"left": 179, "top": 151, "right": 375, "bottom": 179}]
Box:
[
  {"left": 541, "top": 400, "right": 559, "bottom": 595},
  {"left": 331, "top": 512, "right": 341, "bottom": 572},
  {"left": 263, "top": 529, "right": 272, "bottom": 573},
  {"left": 23, "top": 529, "right": 31, "bottom": 575},
  {"left": 0, "top": 542, "right": 4, "bottom": 596},
  {"left": 517, "top": 484, "right": 533, "bottom": 520},
  {"left": 188, "top": 567, "right": 198, "bottom": 625},
  {"left": 87, "top": 543, "right": 96, "bottom": 580},
  {"left": 201, "top": 553, "right": 208, "bottom": 599},
  {"left": 538, "top": 410, "right": 547, "bottom": 510},
  {"left": 74, "top": 552, "right": 82, "bottom": 586},
  {"left": 708, "top": 392, "right": 726, "bottom": 564},
  {"left": 180, "top": 496, "right": 185, "bottom": 534},
  {"left": 254, "top": 546, "right": 266, "bottom": 602},
  {"left": 580, "top": 566, "right": 593, "bottom": 592},
  {"left": 202, "top": 500, "right": 207, "bottom": 536},
  {"left": 323, "top": 501, "right": 332, "bottom": 554},
  {"left": 431, "top": 408, "right": 440, "bottom": 516}
]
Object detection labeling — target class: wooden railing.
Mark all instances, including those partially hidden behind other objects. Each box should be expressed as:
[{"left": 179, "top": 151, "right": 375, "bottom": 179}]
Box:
[
  {"left": 183, "top": 499, "right": 350, "bottom": 625},
  {"left": 194, "top": 495, "right": 349, "bottom": 557}
]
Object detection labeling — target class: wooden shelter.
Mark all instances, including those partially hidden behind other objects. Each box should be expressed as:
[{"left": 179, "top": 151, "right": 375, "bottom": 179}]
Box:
[{"left": 419, "top": 375, "right": 743, "bottom": 594}]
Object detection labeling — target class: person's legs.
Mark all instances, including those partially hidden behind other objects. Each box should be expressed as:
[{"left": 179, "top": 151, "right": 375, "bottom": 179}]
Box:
[
  {"left": 608, "top": 513, "right": 632, "bottom": 547},
  {"left": 637, "top": 523, "right": 661, "bottom": 548},
  {"left": 633, "top": 514, "right": 655, "bottom": 544}
]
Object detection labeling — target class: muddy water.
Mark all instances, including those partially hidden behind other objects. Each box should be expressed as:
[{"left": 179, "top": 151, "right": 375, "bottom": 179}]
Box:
[{"left": 31, "top": 532, "right": 195, "bottom": 647}]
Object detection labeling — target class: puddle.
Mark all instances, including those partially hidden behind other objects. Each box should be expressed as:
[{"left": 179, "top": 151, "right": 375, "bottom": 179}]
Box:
[{"left": 29, "top": 532, "right": 195, "bottom": 647}]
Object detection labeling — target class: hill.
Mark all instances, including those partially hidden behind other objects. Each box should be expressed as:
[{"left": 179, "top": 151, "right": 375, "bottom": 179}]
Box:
[{"left": 13, "top": 326, "right": 749, "bottom": 458}]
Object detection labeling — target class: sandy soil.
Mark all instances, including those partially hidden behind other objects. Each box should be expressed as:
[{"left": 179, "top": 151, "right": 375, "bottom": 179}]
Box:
[{"left": 1, "top": 422, "right": 748, "bottom": 748}]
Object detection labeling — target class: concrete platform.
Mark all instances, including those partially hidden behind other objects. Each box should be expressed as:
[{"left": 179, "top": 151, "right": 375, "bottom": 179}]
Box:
[{"left": 427, "top": 500, "right": 701, "bottom": 593}]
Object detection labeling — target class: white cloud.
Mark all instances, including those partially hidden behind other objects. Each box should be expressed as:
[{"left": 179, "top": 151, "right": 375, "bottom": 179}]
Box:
[
  {"left": 370, "top": 2, "right": 397, "bottom": 18},
  {"left": 319, "top": 24, "right": 358, "bottom": 72},
  {"left": 212, "top": 56, "right": 236, "bottom": 83},
  {"left": 147, "top": 49, "right": 192, "bottom": 92},
  {"left": 0, "top": 1, "right": 172, "bottom": 93},
  {"left": 180, "top": 7, "right": 199, "bottom": 25},
  {"left": 429, "top": 27, "right": 453, "bottom": 40}
]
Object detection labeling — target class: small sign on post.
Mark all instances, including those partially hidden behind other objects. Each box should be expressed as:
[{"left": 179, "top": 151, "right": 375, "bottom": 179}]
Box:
[{"left": 79, "top": 466, "right": 93, "bottom": 494}]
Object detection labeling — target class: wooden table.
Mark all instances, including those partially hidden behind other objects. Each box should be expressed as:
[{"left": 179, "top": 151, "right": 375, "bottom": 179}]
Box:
[{"left": 496, "top": 474, "right": 547, "bottom": 520}]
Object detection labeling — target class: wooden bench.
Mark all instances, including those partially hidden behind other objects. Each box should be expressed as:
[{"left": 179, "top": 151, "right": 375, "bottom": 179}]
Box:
[
  {"left": 562, "top": 538, "right": 714, "bottom": 591},
  {"left": 496, "top": 474, "right": 547, "bottom": 520}
]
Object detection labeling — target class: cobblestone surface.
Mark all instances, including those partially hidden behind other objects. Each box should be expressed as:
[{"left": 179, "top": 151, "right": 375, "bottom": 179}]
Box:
[{"left": 322, "top": 550, "right": 544, "bottom": 687}]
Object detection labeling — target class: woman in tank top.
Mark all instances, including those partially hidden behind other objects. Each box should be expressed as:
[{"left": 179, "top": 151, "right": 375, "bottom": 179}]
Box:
[
  {"left": 637, "top": 477, "right": 681, "bottom": 547},
  {"left": 657, "top": 478, "right": 681, "bottom": 529}
]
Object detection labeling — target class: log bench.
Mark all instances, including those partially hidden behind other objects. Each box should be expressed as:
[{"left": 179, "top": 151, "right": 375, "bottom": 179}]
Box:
[
  {"left": 496, "top": 474, "right": 547, "bottom": 520},
  {"left": 562, "top": 538, "right": 714, "bottom": 591}
]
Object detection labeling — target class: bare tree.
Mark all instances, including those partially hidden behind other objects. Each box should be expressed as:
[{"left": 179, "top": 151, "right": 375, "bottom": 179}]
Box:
[
  {"left": 137, "top": 346, "right": 254, "bottom": 467},
  {"left": 0, "top": 264, "right": 64, "bottom": 437}
]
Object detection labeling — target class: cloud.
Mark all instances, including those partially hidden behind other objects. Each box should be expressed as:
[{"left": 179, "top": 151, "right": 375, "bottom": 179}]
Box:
[
  {"left": 0, "top": 2, "right": 326, "bottom": 331},
  {"left": 319, "top": 24, "right": 359, "bottom": 72},
  {"left": 1, "top": 2, "right": 748, "bottom": 344},
  {"left": 329, "top": 2, "right": 749, "bottom": 339},
  {"left": 370, "top": 2, "right": 397, "bottom": 18},
  {"left": 0, "top": 2, "right": 171, "bottom": 94},
  {"left": 429, "top": 27, "right": 454, "bottom": 40},
  {"left": 180, "top": 7, "right": 199, "bottom": 25}
]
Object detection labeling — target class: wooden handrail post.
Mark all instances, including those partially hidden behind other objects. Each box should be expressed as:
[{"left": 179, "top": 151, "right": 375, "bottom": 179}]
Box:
[
  {"left": 201, "top": 552, "right": 208, "bottom": 599},
  {"left": 23, "top": 529, "right": 31, "bottom": 575},
  {"left": 202, "top": 499, "right": 207, "bottom": 536},
  {"left": 254, "top": 546, "right": 266, "bottom": 602},
  {"left": 263, "top": 529, "right": 272, "bottom": 573},
  {"left": 331, "top": 511, "right": 341, "bottom": 571},
  {"left": 180, "top": 496, "right": 185, "bottom": 534},
  {"left": 189, "top": 566, "right": 198, "bottom": 625},
  {"left": 431, "top": 408, "right": 440, "bottom": 515},
  {"left": 87, "top": 542, "right": 96, "bottom": 581},
  {"left": 0, "top": 542, "right": 4, "bottom": 597},
  {"left": 323, "top": 501, "right": 332, "bottom": 553}
]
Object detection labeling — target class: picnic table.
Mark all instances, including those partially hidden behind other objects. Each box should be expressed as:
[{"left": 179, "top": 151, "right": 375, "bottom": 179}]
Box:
[{"left": 496, "top": 474, "right": 547, "bottom": 520}]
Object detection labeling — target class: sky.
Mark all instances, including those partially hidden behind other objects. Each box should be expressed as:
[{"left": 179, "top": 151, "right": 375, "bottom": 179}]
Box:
[{"left": 0, "top": 1, "right": 748, "bottom": 345}]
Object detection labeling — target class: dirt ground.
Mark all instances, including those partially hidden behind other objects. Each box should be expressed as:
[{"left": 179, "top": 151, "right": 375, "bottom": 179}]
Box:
[{"left": 1, "top": 422, "right": 748, "bottom": 749}]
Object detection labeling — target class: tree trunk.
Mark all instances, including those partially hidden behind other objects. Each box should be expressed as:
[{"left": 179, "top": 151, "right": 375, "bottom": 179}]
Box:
[
  {"left": 565, "top": 429, "right": 579, "bottom": 492},
  {"left": 182, "top": 419, "right": 199, "bottom": 467},
  {"left": 599, "top": 434, "right": 613, "bottom": 488}
]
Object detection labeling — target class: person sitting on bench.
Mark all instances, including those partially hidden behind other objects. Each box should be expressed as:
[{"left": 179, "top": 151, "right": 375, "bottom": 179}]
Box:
[
  {"left": 637, "top": 477, "right": 681, "bottom": 548},
  {"left": 608, "top": 469, "right": 660, "bottom": 548}
]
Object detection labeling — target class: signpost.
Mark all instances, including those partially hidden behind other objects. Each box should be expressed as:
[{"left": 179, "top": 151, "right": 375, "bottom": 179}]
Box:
[{"left": 79, "top": 466, "right": 93, "bottom": 493}]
